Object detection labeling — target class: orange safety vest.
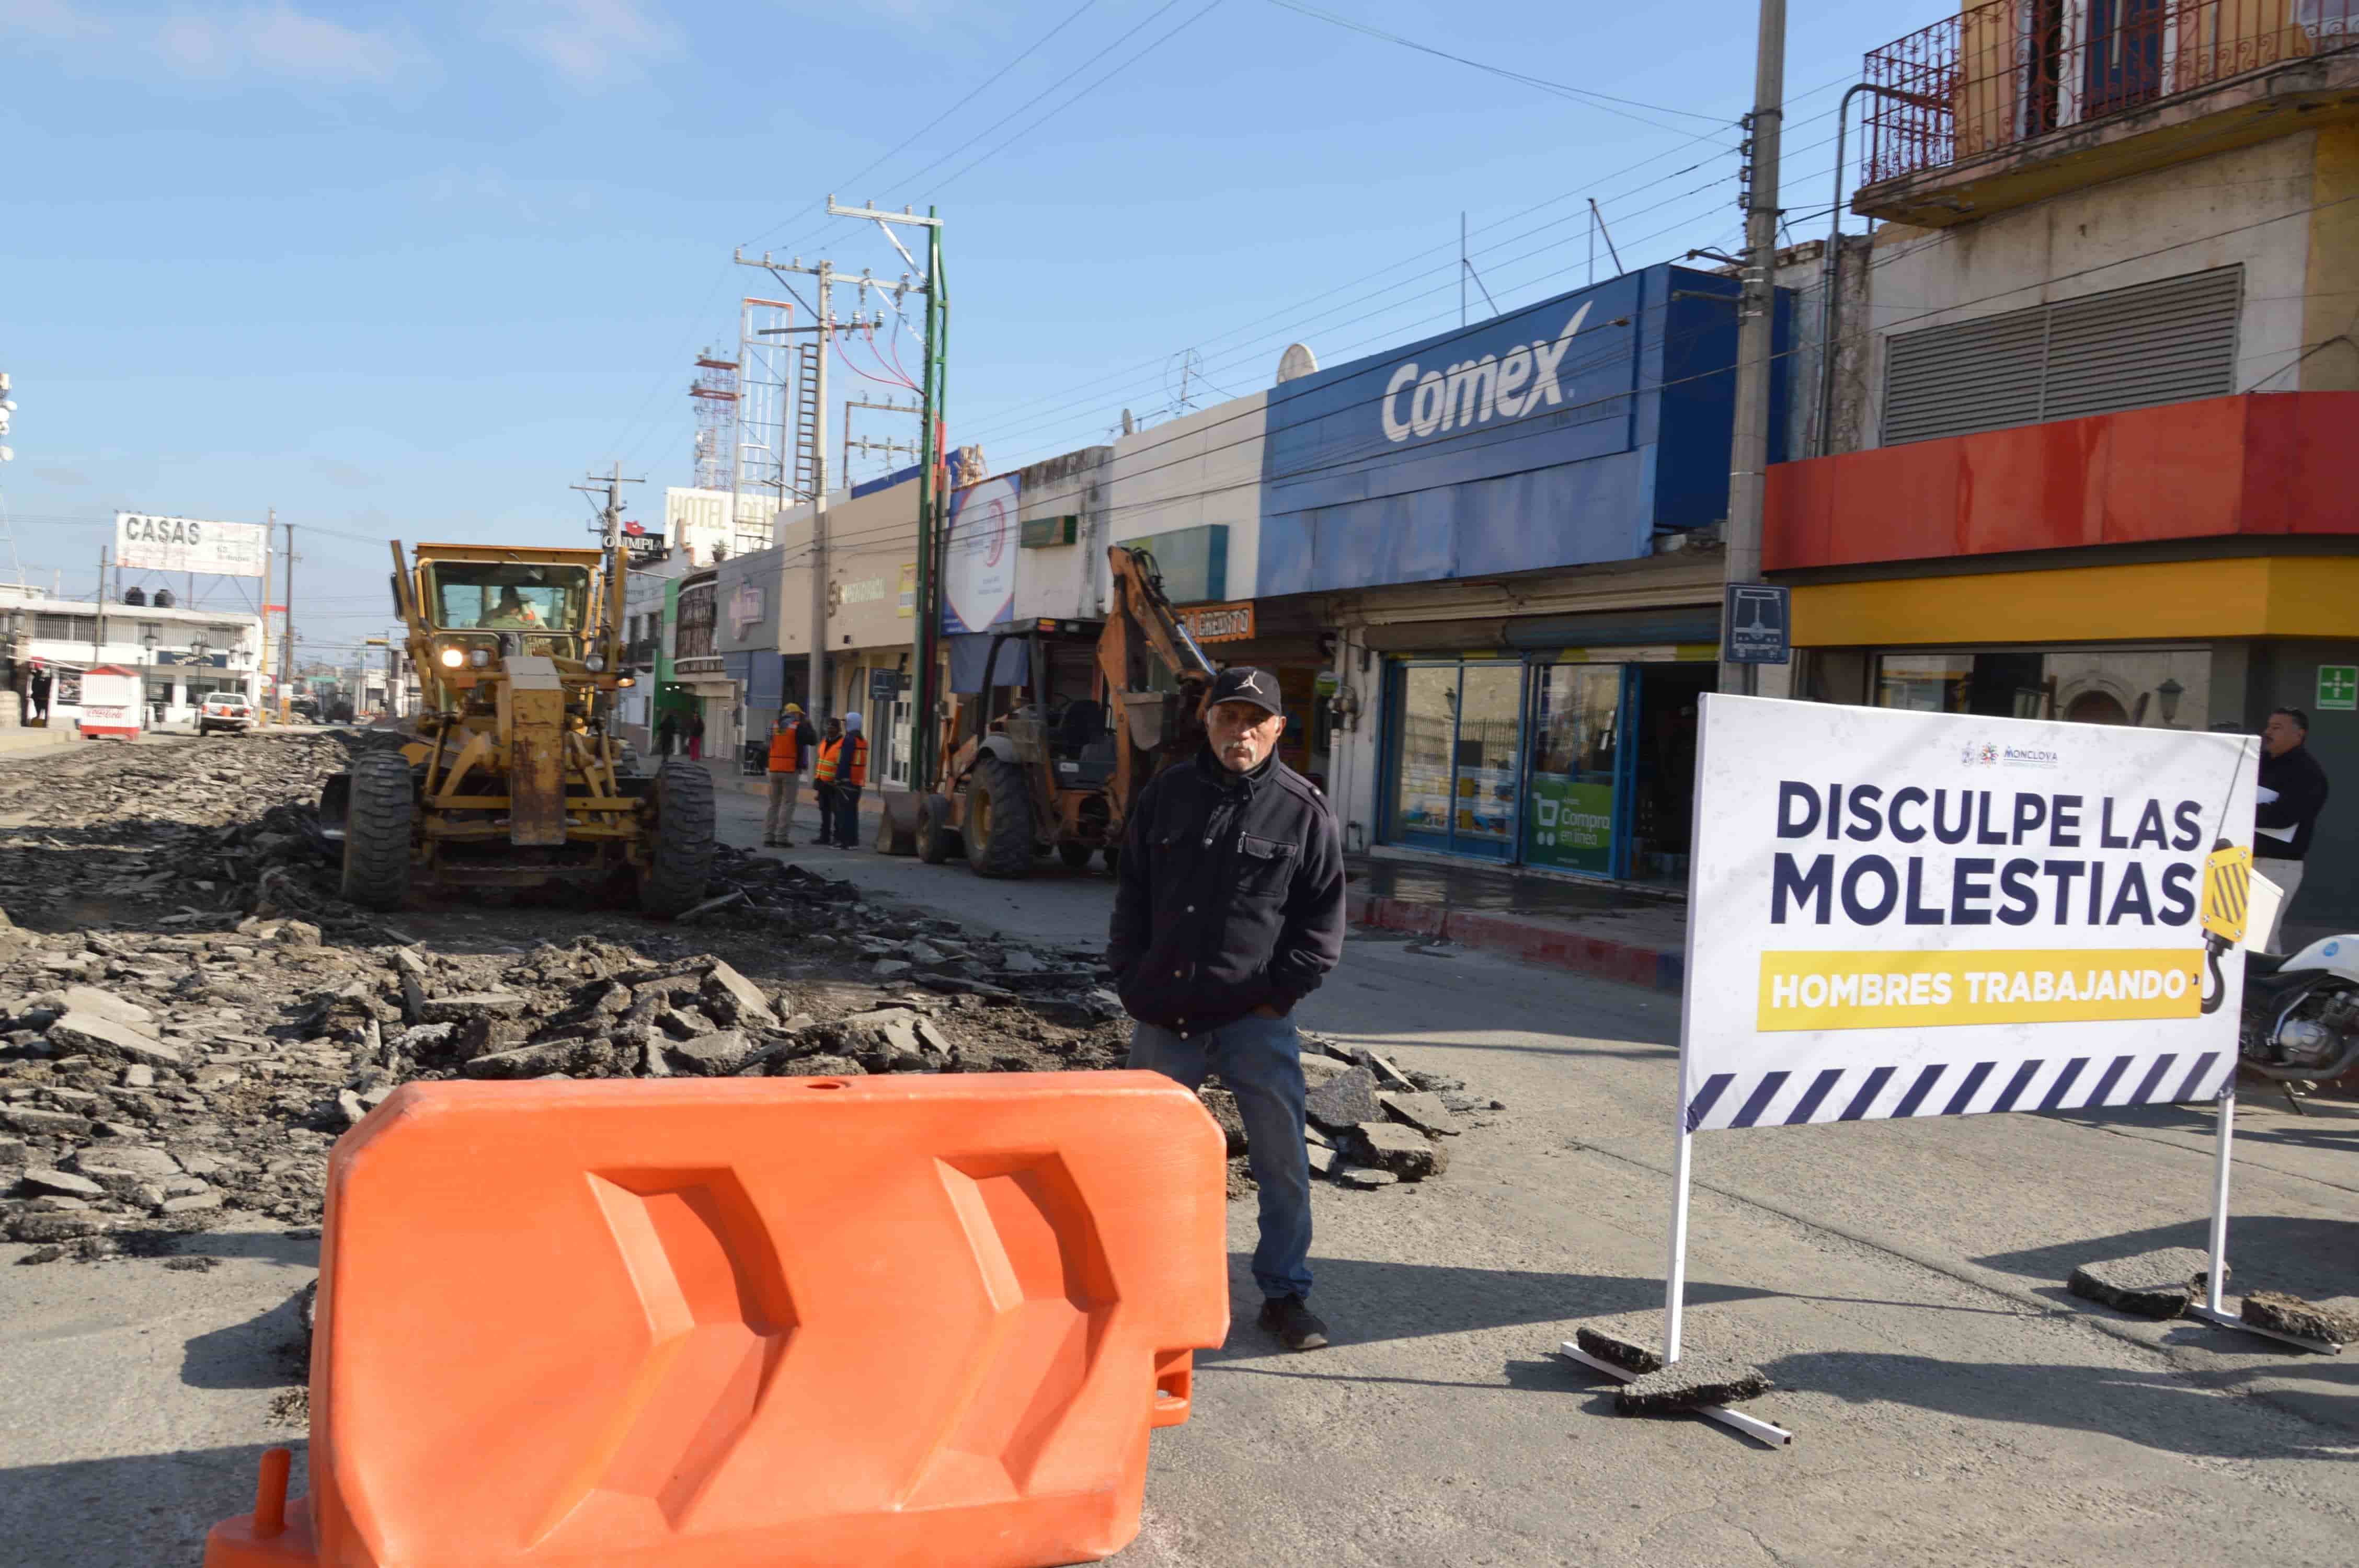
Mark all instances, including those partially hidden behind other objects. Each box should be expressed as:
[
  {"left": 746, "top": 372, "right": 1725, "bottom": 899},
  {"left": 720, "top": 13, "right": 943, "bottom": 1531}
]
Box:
[
  {"left": 815, "top": 736, "right": 867, "bottom": 786},
  {"left": 768, "top": 727, "right": 807, "bottom": 773}
]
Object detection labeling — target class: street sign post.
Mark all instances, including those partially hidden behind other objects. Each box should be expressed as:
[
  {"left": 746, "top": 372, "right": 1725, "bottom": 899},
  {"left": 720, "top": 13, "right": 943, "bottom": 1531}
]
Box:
[{"left": 1722, "top": 584, "right": 1790, "bottom": 665}]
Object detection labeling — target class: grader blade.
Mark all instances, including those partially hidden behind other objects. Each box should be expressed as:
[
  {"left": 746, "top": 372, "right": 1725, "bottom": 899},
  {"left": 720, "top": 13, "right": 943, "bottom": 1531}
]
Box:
[{"left": 498, "top": 655, "right": 568, "bottom": 847}]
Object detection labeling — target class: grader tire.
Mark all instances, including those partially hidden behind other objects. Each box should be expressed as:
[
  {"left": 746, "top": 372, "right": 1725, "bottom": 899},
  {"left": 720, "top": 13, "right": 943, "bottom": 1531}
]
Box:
[
  {"left": 637, "top": 760, "right": 718, "bottom": 917},
  {"left": 339, "top": 752, "right": 415, "bottom": 909},
  {"left": 966, "top": 757, "right": 1034, "bottom": 880}
]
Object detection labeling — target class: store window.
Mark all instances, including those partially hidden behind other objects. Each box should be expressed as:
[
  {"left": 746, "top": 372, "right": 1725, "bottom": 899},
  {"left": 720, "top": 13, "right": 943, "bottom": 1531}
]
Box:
[
  {"left": 1873, "top": 648, "right": 2212, "bottom": 729},
  {"left": 1526, "top": 665, "right": 1619, "bottom": 874},
  {"left": 1390, "top": 663, "right": 1523, "bottom": 861}
]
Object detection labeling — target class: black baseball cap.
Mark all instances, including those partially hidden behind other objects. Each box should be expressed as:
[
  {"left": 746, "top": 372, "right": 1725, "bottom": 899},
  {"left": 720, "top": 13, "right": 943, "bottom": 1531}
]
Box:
[{"left": 1208, "top": 666, "right": 1283, "bottom": 717}]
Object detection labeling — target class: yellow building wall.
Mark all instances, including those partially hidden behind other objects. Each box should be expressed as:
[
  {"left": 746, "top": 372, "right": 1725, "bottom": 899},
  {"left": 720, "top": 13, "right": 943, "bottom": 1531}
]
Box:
[
  {"left": 1791, "top": 557, "right": 2359, "bottom": 647},
  {"left": 2305, "top": 123, "right": 2359, "bottom": 392}
]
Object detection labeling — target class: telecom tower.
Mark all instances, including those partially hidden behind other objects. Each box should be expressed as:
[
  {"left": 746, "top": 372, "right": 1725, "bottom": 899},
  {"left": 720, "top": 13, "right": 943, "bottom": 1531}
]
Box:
[
  {"left": 731, "top": 297, "right": 799, "bottom": 557},
  {"left": 689, "top": 348, "right": 738, "bottom": 493}
]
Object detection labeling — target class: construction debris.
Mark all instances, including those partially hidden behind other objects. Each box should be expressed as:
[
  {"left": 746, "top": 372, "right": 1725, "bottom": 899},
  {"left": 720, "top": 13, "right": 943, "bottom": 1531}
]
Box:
[
  {"left": 1614, "top": 1356, "right": 1772, "bottom": 1415},
  {"left": 2240, "top": 1290, "right": 2359, "bottom": 1345},
  {"left": 2068, "top": 1248, "right": 2223, "bottom": 1319},
  {"left": 1, "top": 734, "right": 1496, "bottom": 1261}
]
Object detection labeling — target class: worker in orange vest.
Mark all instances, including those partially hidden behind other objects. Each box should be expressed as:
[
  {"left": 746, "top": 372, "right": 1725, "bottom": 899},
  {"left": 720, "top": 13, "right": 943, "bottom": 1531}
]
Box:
[
  {"left": 816, "top": 712, "right": 869, "bottom": 849},
  {"left": 812, "top": 717, "right": 843, "bottom": 848},
  {"left": 763, "top": 704, "right": 818, "bottom": 848}
]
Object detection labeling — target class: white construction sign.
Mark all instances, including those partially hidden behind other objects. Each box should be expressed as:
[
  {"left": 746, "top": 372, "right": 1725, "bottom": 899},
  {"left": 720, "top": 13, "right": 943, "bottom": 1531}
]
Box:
[
  {"left": 115, "top": 513, "right": 268, "bottom": 578},
  {"left": 1683, "top": 697, "right": 2257, "bottom": 1133}
]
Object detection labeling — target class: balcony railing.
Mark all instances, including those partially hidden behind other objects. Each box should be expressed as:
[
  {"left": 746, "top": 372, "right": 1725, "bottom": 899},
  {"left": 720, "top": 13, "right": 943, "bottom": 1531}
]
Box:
[{"left": 1863, "top": 0, "right": 2359, "bottom": 186}]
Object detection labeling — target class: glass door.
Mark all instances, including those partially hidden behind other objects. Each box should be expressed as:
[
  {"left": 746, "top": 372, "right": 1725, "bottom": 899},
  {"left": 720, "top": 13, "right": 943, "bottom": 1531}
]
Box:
[
  {"left": 1525, "top": 664, "right": 1622, "bottom": 876},
  {"left": 1390, "top": 665, "right": 1459, "bottom": 852},
  {"left": 1387, "top": 661, "right": 1525, "bottom": 860},
  {"left": 1452, "top": 663, "right": 1524, "bottom": 860}
]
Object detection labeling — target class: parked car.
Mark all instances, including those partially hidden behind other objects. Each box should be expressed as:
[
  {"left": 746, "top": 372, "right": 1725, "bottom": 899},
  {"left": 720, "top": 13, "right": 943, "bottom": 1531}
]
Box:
[{"left": 198, "top": 695, "right": 256, "bottom": 735}]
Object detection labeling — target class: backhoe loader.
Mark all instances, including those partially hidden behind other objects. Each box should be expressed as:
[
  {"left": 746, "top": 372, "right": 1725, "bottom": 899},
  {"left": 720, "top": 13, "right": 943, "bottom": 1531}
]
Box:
[
  {"left": 317, "top": 539, "right": 716, "bottom": 915},
  {"left": 885, "top": 544, "right": 1219, "bottom": 878}
]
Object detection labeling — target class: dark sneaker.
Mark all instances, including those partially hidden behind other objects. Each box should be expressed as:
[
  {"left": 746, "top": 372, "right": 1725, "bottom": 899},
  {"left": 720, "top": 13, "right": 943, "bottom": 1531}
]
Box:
[{"left": 1258, "top": 1295, "right": 1329, "bottom": 1352}]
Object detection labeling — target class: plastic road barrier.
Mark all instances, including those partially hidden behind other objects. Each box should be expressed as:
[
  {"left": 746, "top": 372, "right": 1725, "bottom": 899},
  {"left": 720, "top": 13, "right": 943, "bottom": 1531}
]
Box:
[{"left": 202, "top": 1072, "right": 1229, "bottom": 1568}]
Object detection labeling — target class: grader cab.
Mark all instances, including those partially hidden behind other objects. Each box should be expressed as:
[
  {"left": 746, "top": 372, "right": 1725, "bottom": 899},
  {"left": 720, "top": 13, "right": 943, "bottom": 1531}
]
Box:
[{"left": 317, "top": 540, "right": 715, "bottom": 916}]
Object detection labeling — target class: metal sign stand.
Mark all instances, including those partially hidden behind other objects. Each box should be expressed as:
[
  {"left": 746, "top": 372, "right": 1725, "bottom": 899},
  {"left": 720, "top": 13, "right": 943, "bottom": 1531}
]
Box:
[
  {"left": 2179, "top": 1087, "right": 2343, "bottom": 1353},
  {"left": 1557, "top": 1085, "right": 1793, "bottom": 1447}
]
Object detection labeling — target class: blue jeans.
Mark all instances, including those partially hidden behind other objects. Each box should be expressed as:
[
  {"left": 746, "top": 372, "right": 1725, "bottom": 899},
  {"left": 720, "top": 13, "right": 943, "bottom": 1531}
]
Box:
[
  {"left": 831, "top": 784, "right": 862, "bottom": 847},
  {"left": 1128, "top": 1013, "right": 1313, "bottom": 1301}
]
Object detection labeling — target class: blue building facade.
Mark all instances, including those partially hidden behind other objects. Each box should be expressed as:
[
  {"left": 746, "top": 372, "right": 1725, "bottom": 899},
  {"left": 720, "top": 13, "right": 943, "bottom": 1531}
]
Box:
[{"left": 1102, "top": 261, "right": 1793, "bottom": 880}]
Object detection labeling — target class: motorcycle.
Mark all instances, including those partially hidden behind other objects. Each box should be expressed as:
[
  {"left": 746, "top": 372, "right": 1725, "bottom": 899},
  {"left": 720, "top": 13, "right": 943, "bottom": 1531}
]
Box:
[{"left": 2238, "top": 935, "right": 2359, "bottom": 1084}]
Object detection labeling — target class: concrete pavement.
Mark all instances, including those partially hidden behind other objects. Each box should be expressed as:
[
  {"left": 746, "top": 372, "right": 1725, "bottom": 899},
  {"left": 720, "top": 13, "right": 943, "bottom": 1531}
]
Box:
[
  {"left": 4, "top": 791, "right": 2354, "bottom": 1566},
  {"left": 721, "top": 804, "right": 2359, "bottom": 1565}
]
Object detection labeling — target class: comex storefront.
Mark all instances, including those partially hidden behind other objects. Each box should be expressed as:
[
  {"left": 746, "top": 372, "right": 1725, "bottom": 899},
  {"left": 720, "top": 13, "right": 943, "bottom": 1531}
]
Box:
[
  {"left": 1235, "top": 261, "right": 1785, "bottom": 886},
  {"left": 1369, "top": 596, "right": 1724, "bottom": 885}
]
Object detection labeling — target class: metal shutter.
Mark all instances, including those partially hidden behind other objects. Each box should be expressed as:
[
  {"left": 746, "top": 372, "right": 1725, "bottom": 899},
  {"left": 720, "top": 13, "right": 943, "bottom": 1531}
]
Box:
[
  {"left": 1882, "top": 309, "right": 2048, "bottom": 445},
  {"left": 1881, "top": 265, "right": 2241, "bottom": 445},
  {"left": 2042, "top": 266, "right": 2241, "bottom": 421}
]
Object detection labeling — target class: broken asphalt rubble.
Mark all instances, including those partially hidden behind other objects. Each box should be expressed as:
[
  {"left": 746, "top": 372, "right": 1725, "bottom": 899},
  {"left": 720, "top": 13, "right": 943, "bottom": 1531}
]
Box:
[{"left": 2, "top": 733, "right": 1502, "bottom": 1263}]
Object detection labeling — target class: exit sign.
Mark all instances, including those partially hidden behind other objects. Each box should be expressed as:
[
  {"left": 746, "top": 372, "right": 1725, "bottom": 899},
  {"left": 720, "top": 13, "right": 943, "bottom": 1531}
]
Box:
[{"left": 2319, "top": 665, "right": 2358, "bottom": 711}]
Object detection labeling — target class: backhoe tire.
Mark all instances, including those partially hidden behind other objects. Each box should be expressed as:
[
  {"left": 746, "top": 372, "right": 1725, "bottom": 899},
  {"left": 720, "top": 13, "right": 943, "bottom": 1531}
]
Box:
[
  {"left": 917, "top": 793, "right": 962, "bottom": 865},
  {"left": 966, "top": 757, "right": 1034, "bottom": 880},
  {"left": 637, "top": 760, "right": 718, "bottom": 917},
  {"left": 1102, "top": 845, "right": 1120, "bottom": 877},
  {"left": 339, "top": 752, "right": 416, "bottom": 909},
  {"left": 1056, "top": 841, "right": 1094, "bottom": 870}
]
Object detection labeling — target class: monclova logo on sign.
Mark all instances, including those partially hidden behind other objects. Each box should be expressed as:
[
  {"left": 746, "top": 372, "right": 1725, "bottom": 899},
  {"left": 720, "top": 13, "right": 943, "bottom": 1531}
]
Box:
[{"left": 1378, "top": 303, "right": 1591, "bottom": 443}]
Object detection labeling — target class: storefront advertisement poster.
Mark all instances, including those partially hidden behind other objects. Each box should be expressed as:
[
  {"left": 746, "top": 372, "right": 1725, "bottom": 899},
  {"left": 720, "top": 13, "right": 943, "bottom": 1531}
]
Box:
[
  {"left": 942, "top": 475, "right": 1019, "bottom": 634},
  {"left": 1683, "top": 696, "right": 2254, "bottom": 1133},
  {"left": 1528, "top": 776, "right": 1614, "bottom": 873}
]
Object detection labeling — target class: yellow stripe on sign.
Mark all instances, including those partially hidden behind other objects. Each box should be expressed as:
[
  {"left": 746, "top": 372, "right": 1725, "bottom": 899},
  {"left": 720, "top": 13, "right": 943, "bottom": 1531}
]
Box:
[{"left": 1757, "top": 949, "right": 2204, "bottom": 1032}]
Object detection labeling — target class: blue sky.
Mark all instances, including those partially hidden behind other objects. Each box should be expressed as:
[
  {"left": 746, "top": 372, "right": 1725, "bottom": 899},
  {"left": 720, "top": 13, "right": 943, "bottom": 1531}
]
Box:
[{"left": 0, "top": 0, "right": 1939, "bottom": 659}]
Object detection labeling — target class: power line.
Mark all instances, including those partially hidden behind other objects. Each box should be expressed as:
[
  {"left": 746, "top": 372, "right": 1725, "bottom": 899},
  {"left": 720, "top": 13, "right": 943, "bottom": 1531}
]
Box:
[
  {"left": 804, "top": 188, "right": 2359, "bottom": 563},
  {"left": 1263, "top": 0, "right": 1733, "bottom": 132},
  {"left": 738, "top": 0, "right": 1112, "bottom": 252}
]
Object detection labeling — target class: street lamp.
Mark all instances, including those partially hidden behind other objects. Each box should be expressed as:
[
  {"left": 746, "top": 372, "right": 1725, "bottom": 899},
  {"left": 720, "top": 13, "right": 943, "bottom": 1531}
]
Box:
[{"left": 2157, "top": 677, "right": 2185, "bottom": 727}]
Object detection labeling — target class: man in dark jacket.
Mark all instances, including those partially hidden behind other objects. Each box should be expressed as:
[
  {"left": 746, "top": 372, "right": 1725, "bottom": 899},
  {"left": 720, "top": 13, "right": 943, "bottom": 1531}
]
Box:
[
  {"left": 1109, "top": 666, "right": 1346, "bottom": 1351},
  {"left": 2257, "top": 707, "right": 2330, "bottom": 952}
]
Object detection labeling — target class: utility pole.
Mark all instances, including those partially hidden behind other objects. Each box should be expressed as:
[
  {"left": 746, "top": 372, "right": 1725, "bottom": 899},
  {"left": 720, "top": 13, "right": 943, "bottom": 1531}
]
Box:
[
  {"left": 94, "top": 545, "right": 107, "bottom": 665},
  {"left": 1717, "top": 0, "right": 1785, "bottom": 699},
  {"left": 572, "top": 462, "right": 644, "bottom": 555},
  {"left": 736, "top": 201, "right": 945, "bottom": 763},
  {"left": 811, "top": 259, "right": 831, "bottom": 721},
  {"left": 278, "top": 511, "right": 293, "bottom": 723}
]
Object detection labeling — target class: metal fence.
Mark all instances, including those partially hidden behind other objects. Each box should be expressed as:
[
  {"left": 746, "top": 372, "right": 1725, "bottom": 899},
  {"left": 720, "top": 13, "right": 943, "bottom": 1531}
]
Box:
[{"left": 1863, "top": 0, "right": 2359, "bottom": 186}]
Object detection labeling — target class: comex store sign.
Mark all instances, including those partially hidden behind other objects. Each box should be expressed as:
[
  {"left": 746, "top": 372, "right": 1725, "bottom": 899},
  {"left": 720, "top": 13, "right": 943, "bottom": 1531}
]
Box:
[{"left": 1378, "top": 303, "right": 1590, "bottom": 443}]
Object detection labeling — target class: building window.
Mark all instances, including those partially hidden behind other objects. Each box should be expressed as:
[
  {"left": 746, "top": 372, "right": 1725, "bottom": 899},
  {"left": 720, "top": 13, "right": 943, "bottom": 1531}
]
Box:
[
  {"left": 1872, "top": 647, "right": 2212, "bottom": 728},
  {"left": 35, "top": 614, "right": 96, "bottom": 641}
]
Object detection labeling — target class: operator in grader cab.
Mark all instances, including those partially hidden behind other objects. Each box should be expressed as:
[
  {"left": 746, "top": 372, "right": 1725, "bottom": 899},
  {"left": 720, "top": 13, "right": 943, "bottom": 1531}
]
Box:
[{"left": 480, "top": 585, "right": 544, "bottom": 629}]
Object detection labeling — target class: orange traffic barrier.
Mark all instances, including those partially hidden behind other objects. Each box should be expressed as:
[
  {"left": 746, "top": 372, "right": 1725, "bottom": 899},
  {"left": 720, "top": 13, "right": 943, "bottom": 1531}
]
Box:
[{"left": 203, "top": 1072, "right": 1229, "bottom": 1568}]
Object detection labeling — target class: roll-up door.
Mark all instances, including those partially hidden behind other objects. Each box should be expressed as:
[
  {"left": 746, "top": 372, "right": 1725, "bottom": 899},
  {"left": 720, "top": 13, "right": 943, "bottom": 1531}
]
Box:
[{"left": 1881, "top": 265, "right": 2241, "bottom": 445}]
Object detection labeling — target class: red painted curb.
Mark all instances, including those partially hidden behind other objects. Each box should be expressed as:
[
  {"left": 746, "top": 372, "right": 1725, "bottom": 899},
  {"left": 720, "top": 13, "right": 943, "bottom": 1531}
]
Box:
[{"left": 1348, "top": 891, "right": 1684, "bottom": 994}]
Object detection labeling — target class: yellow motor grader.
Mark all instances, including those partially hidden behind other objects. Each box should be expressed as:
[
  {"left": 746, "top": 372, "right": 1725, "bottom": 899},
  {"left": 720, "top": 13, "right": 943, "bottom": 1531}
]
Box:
[{"left": 318, "top": 539, "right": 715, "bottom": 915}]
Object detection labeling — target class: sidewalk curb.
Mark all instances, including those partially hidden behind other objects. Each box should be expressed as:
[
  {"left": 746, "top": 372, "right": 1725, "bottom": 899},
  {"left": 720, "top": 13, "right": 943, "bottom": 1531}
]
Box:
[{"left": 1347, "top": 890, "right": 1685, "bottom": 994}]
